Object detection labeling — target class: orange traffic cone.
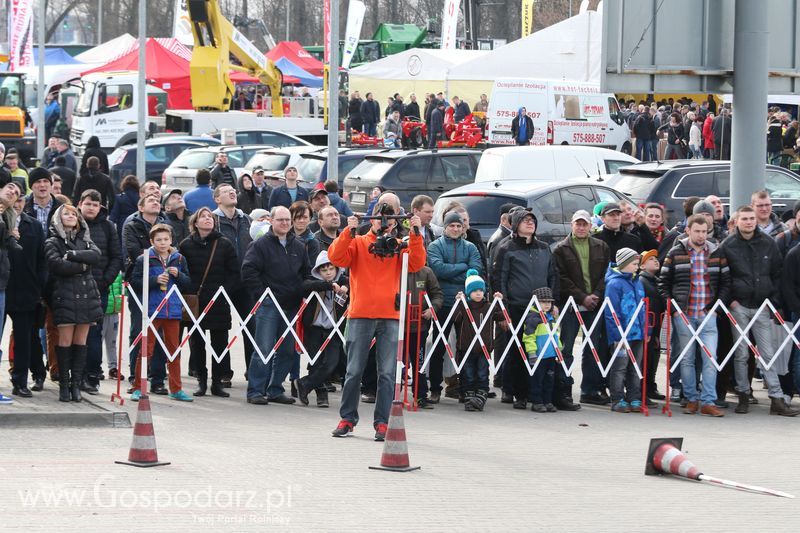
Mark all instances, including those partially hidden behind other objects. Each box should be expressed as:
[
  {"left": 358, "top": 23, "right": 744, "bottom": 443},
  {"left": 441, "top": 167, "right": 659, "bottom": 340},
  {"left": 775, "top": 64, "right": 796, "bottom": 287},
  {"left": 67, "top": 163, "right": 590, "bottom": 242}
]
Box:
[
  {"left": 645, "top": 438, "right": 794, "bottom": 498},
  {"left": 115, "top": 395, "right": 170, "bottom": 468},
  {"left": 369, "top": 400, "right": 420, "bottom": 472}
]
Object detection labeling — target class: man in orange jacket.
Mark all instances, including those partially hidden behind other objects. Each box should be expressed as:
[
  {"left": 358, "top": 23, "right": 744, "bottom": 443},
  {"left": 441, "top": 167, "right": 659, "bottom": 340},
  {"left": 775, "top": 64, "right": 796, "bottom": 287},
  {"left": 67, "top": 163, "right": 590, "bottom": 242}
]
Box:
[{"left": 328, "top": 200, "right": 426, "bottom": 441}]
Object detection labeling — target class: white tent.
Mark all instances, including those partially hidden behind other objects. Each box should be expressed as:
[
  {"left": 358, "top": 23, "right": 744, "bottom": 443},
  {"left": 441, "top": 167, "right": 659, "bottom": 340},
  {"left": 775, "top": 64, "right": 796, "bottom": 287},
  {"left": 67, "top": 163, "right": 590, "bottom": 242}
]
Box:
[
  {"left": 74, "top": 33, "right": 137, "bottom": 64},
  {"left": 445, "top": 11, "right": 602, "bottom": 104},
  {"left": 349, "top": 48, "right": 487, "bottom": 103}
]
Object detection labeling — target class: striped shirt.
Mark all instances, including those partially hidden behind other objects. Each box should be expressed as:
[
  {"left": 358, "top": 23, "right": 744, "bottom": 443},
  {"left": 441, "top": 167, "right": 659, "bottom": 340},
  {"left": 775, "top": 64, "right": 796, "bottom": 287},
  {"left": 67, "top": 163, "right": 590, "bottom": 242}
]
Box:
[{"left": 687, "top": 245, "right": 710, "bottom": 317}]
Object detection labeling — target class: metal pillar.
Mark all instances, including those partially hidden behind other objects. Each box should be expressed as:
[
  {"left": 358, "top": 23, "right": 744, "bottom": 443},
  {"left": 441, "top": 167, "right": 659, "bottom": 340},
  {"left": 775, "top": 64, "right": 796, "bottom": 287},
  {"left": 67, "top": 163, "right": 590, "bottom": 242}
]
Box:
[
  {"left": 327, "top": 0, "right": 340, "bottom": 185},
  {"left": 37, "top": 0, "right": 45, "bottom": 160},
  {"left": 136, "top": 0, "right": 146, "bottom": 181},
  {"left": 730, "top": 0, "right": 768, "bottom": 211}
]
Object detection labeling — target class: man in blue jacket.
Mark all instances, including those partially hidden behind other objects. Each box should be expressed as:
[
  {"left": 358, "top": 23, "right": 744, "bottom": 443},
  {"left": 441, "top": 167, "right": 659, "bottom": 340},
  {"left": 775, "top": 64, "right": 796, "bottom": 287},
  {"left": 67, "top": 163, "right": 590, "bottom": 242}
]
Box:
[
  {"left": 427, "top": 210, "right": 482, "bottom": 402},
  {"left": 242, "top": 206, "right": 313, "bottom": 405},
  {"left": 268, "top": 166, "right": 309, "bottom": 209}
]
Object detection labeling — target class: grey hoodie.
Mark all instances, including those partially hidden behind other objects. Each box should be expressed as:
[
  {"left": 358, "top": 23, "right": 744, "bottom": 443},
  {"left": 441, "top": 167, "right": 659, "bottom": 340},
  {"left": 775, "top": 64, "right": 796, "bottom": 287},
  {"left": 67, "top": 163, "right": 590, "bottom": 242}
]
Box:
[{"left": 310, "top": 250, "right": 344, "bottom": 329}]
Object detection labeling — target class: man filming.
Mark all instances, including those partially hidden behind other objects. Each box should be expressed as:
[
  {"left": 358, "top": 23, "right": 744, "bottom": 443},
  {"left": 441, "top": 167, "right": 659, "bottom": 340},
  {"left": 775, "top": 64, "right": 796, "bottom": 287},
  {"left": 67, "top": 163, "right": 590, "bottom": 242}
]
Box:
[{"left": 328, "top": 198, "right": 426, "bottom": 441}]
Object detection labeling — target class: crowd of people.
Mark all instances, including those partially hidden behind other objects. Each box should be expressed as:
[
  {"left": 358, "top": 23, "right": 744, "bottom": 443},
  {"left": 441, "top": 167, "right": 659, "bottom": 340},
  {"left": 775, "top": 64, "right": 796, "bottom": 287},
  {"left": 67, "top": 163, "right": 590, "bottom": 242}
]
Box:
[{"left": 2, "top": 137, "right": 799, "bottom": 433}]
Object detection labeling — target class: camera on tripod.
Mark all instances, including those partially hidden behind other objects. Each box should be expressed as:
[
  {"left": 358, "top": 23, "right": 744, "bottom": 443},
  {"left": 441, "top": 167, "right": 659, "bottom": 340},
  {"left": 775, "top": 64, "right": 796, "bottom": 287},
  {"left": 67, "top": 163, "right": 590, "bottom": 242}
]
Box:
[{"left": 359, "top": 203, "right": 411, "bottom": 258}]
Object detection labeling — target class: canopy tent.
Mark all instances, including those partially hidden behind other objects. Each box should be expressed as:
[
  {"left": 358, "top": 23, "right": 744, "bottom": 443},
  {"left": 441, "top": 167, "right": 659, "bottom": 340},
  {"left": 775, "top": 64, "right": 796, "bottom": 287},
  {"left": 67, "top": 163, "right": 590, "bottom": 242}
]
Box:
[
  {"left": 445, "top": 11, "right": 602, "bottom": 104},
  {"left": 74, "top": 34, "right": 136, "bottom": 64},
  {"left": 81, "top": 38, "right": 192, "bottom": 109},
  {"left": 349, "top": 48, "right": 486, "bottom": 104},
  {"left": 229, "top": 69, "right": 300, "bottom": 85},
  {"left": 274, "top": 57, "right": 322, "bottom": 88},
  {"left": 33, "top": 48, "right": 82, "bottom": 65},
  {"left": 266, "top": 41, "right": 324, "bottom": 77}
]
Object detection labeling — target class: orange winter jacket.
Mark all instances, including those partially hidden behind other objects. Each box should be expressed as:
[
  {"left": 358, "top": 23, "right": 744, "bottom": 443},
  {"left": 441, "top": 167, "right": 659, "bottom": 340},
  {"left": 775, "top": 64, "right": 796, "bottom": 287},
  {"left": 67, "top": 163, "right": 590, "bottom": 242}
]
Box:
[{"left": 327, "top": 229, "right": 426, "bottom": 319}]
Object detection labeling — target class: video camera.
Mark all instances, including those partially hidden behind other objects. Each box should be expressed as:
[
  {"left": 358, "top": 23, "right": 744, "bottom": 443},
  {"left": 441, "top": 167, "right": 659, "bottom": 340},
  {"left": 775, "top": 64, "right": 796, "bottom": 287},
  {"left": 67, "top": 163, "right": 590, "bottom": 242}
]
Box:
[{"left": 357, "top": 203, "right": 415, "bottom": 258}]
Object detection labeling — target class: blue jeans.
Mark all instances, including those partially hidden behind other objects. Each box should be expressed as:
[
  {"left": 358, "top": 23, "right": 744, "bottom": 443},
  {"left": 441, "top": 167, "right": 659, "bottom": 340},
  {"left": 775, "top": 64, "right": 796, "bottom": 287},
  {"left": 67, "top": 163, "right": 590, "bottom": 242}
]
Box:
[
  {"left": 247, "top": 301, "right": 299, "bottom": 399},
  {"left": 339, "top": 318, "right": 398, "bottom": 427},
  {"left": 673, "top": 315, "right": 718, "bottom": 405},
  {"left": 636, "top": 139, "right": 650, "bottom": 161},
  {"left": 648, "top": 139, "right": 658, "bottom": 161},
  {"left": 529, "top": 357, "right": 556, "bottom": 404},
  {"left": 459, "top": 350, "right": 489, "bottom": 392},
  {"left": 363, "top": 122, "right": 377, "bottom": 136}
]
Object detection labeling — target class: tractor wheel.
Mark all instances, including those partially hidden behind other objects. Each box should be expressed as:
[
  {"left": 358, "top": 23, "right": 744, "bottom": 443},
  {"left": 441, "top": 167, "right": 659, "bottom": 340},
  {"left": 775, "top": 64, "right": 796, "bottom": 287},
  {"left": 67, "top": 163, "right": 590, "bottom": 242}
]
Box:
[{"left": 409, "top": 126, "right": 424, "bottom": 148}]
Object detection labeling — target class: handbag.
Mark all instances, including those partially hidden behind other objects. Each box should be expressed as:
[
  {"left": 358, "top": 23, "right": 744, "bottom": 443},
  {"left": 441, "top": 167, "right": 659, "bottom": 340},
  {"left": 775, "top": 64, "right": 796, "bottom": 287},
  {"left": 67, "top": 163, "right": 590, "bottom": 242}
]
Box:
[{"left": 183, "top": 240, "right": 218, "bottom": 322}]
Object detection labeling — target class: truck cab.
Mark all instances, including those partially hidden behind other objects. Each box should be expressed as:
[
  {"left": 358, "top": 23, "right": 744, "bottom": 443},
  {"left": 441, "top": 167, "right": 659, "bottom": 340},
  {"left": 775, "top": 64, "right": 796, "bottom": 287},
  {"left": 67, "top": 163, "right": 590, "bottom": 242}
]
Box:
[
  {"left": 0, "top": 73, "right": 36, "bottom": 164},
  {"left": 69, "top": 71, "right": 168, "bottom": 155}
]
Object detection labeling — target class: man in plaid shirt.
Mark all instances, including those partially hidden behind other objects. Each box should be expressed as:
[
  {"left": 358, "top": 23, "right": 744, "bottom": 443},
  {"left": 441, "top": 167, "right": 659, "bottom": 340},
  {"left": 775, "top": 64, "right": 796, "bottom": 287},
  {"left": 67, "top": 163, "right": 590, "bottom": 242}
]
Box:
[{"left": 659, "top": 215, "right": 730, "bottom": 416}]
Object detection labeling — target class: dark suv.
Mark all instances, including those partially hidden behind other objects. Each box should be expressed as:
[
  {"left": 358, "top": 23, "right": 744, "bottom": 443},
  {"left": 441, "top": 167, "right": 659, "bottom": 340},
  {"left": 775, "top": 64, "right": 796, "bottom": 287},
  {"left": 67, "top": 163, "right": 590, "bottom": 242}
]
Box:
[
  {"left": 343, "top": 149, "right": 482, "bottom": 211},
  {"left": 607, "top": 161, "right": 800, "bottom": 227},
  {"left": 432, "top": 179, "right": 630, "bottom": 245}
]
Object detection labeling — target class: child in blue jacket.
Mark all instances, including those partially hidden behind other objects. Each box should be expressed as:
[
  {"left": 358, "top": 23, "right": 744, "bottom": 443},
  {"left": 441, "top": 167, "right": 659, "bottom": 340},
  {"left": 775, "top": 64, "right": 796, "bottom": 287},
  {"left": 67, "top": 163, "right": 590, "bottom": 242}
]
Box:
[
  {"left": 603, "top": 248, "right": 646, "bottom": 413},
  {"left": 130, "top": 224, "right": 192, "bottom": 402},
  {"left": 523, "top": 287, "right": 561, "bottom": 413}
]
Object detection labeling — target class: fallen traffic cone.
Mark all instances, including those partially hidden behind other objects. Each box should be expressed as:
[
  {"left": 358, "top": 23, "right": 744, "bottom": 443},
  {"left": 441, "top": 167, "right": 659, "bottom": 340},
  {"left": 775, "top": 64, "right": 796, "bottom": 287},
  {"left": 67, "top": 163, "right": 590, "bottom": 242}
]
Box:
[
  {"left": 369, "top": 400, "right": 420, "bottom": 472},
  {"left": 645, "top": 438, "right": 793, "bottom": 498},
  {"left": 115, "top": 395, "right": 170, "bottom": 468}
]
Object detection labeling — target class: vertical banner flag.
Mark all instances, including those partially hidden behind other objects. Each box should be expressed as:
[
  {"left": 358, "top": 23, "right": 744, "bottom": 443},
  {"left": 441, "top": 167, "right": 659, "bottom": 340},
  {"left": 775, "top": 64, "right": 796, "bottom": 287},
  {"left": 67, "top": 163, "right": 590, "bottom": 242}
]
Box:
[
  {"left": 342, "top": 0, "right": 366, "bottom": 69},
  {"left": 521, "top": 0, "right": 535, "bottom": 37},
  {"left": 324, "top": 0, "right": 331, "bottom": 64},
  {"left": 8, "top": 0, "right": 34, "bottom": 71},
  {"left": 173, "top": 0, "right": 194, "bottom": 46},
  {"left": 440, "top": 0, "right": 460, "bottom": 50}
]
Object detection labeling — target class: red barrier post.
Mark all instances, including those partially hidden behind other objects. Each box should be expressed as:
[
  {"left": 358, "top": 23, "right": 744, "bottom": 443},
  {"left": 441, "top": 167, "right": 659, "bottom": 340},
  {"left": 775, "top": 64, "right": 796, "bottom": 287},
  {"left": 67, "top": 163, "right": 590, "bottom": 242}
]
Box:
[{"left": 662, "top": 300, "right": 672, "bottom": 417}]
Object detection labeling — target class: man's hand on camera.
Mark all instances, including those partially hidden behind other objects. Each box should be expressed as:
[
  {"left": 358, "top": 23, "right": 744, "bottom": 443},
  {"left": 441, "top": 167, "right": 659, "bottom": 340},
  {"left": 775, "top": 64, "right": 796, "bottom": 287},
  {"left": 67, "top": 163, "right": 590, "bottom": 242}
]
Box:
[
  {"left": 410, "top": 215, "right": 421, "bottom": 230},
  {"left": 347, "top": 215, "right": 358, "bottom": 230}
]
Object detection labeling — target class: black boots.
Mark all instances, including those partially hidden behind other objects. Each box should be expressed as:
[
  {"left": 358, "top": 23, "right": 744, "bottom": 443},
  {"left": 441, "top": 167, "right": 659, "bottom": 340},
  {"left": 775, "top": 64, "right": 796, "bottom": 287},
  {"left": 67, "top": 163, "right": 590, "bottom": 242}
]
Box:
[
  {"left": 735, "top": 392, "right": 750, "bottom": 414},
  {"left": 194, "top": 376, "right": 208, "bottom": 397},
  {"left": 70, "top": 345, "right": 88, "bottom": 402},
  {"left": 770, "top": 397, "right": 800, "bottom": 417},
  {"left": 210, "top": 380, "right": 230, "bottom": 398},
  {"left": 56, "top": 346, "right": 72, "bottom": 402}
]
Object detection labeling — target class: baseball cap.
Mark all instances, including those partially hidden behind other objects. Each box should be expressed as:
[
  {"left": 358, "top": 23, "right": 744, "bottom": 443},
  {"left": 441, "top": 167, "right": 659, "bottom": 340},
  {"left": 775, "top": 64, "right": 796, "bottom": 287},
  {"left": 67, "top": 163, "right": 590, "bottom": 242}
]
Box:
[
  {"left": 601, "top": 202, "right": 622, "bottom": 216},
  {"left": 252, "top": 165, "right": 265, "bottom": 173},
  {"left": 571, "top": 209, "right": 592, "bottom": 223},
  {"left": 640, "top": 249, "right": 658, "bottom": 267}
]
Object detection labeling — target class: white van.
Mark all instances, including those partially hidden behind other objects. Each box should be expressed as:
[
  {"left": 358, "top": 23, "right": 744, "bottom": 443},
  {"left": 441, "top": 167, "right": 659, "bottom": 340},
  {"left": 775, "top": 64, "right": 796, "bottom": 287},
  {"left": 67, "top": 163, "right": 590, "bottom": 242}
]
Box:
[
  {"left": 487, "top": 78, "right": 632, "bottom": 153},
  {"left": 474, "top": 145, "right": 638, "bottom": 183}
]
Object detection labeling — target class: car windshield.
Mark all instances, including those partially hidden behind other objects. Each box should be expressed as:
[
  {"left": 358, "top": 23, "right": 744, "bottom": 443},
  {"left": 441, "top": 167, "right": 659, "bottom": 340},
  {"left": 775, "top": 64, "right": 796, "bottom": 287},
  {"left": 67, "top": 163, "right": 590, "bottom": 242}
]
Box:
[
  {"left": 248, "top": 153, "right": 290, "bottom": 171},
  {"left": 434, "top": 195, "right": 526, "bottom": 228},
  {"left": 296, "top": 157, "right": 325, "bottom": 182},
  {"left": 169, "top": 150, "right": 216, "bottom": 169},
  {"left": 608, "top": 172, "right": 660, "bottom": 203},
  {"left": 0, "top": 76, "right": 24, "bottom": 108},
  {"left": 73, "top": 81, "right": 95, "bottom": 116},
  {"left": 345, "top": 158, "right": 394, "bottom": 183},
  {"left": 110, "top": 147, "right": 129, "bottom": 166}
]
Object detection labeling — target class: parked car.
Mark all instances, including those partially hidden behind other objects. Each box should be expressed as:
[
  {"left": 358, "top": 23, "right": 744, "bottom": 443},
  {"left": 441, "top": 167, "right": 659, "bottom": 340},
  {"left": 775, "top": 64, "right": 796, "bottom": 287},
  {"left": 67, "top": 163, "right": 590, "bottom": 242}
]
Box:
[
  {"left": 109, "top": 136, "right": 221, "bottom": 187},
  {"left": 161, "top": 144, "right": 272, "bottom": 193},
  {"left": 606, "top": 160, "right": 800, "bottom": 227},
  {"left": 244, "top": 146, "right": 325, "bottom": 180},
  {"left": 344, "top": 149, "right": 483, "bottom": 212},
  {"left": 210, "top": 129, "right": 312, "bottom": 148},
  {"left": 295, "top": 148, "right": 387, "bottom": 191},
  {"left": 432, "top": 179, "right": 631, "bottom": 245},
  {"left": 475, "top": 145, "right": 638, "bottom": 183}
]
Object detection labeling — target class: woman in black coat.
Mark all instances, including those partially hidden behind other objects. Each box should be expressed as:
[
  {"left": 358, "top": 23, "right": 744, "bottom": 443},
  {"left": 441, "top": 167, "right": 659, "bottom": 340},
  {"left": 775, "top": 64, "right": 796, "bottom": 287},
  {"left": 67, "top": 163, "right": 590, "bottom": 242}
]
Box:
[
  {"left": 178, "top": 207, "right": 240, "bottom": 397},
  {"left": 236, "top": 173, "right": 261, "bottom": 215},
  {"left": 44, "top": 204, "right": 103, "bottom": 402},
  {"left": 79, "top": 135, "right": 110, "bottom": 177}
]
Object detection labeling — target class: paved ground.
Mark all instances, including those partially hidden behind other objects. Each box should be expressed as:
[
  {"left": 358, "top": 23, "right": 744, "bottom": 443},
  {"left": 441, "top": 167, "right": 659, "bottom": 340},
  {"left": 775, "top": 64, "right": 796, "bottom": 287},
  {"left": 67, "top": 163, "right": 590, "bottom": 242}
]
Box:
[{"left": 2, "top": 326, "right": 800, "bottom": 531}]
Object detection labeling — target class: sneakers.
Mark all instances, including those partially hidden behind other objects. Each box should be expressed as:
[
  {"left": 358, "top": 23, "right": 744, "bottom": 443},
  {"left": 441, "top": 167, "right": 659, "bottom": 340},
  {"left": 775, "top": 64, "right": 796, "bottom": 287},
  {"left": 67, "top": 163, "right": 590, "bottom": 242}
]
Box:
[
  {"left": 374, "top": 423, "right": 388, "bottom": 442},
  {"left": 109, "top": 368, "right": 124, "bottom": 381},
  {"left": 130, "top": 390, "right": 141, "bottom": 402},
  {"left": 531, "top": 403, "right": 546, "bottom": 413},
  {"left": 416, "top": 397, "right": 435, "bottom": 409},
  {"left": 612, "top": 400, "right": 630, "bottom": 413},
  {"left": 700, "top": 404, "right": 725, "bottom": 417},
  {"left": 683, "top": 401, "right": 699, "bottom": 415},
  {"left": 169, "top": 390, "right": 194, "bottom": 402},
  {"left": 630, "top": 400, "right": 642, "bottom": 413},
  {"left": 500, "top": 392, "right": 514, "bottom": 404},
  {"left": 361, "top": 392, "right": 376, "bottom": 404},
  {"left": 580, "top": 391, "right": 610, "bottom": 406},
  {"left": 670, "top": 387, "right": 682, "bottom": 402},
  {"left": 0, "top": 393, "right": 13, "bottom": 404},
  {"left": 647, "top": 388, "right": 666, "bottom": 400},
  {"left": 512, "top": 399, "right": 527, "bottom": 410},
  {"left": 332, "top": 420, "right": 354, "bottom": 437},
  {"left": 545, "top": 403, "right": 557, "bottom": 413}
]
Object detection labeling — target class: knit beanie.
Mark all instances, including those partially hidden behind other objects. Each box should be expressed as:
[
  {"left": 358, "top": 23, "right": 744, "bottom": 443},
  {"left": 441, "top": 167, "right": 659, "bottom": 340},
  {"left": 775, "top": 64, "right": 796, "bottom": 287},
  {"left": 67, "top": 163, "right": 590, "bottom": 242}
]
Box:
[
  {"left": 28, "top": 167, "right": 53, "bottom": 185},
  {"left": 464, "top": 269, "right": 485, "bottom": 297},
  {"left": 692, "top": 200, "right": 715, "bottom": 217},
  {"left": 443, "top": 210, "right": 463, "bottom": 227},
  {"left": 616, "top": 247, "right": 640, "bottom": 270}
]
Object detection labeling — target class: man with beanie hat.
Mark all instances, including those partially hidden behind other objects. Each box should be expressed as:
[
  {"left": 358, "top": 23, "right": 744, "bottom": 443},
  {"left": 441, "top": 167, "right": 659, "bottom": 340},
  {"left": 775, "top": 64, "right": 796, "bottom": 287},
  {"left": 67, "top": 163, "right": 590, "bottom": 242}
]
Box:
[
  {"left": 553, "top": 209, "right": 610, "bottom": 408},
  {"left": 491, "top": 207, "right": 559, "bottom": 409},
  {"left": 691, "top": 199, "right": 727, "bottom": 244},
  {"left": 427, "top": 210, "right": 483, "bottom": 402},
  {"left": 659, "top": 196, "right": 702, "bottom": 263},
  {"left": 775, "top": 199, "right": 800, "bottom": 257},
  {"left": 594, "top": 202, "right": 642, "bottom": 259},
  {"left": 23, "top": 168, "right": 61, "bottom": 238}
]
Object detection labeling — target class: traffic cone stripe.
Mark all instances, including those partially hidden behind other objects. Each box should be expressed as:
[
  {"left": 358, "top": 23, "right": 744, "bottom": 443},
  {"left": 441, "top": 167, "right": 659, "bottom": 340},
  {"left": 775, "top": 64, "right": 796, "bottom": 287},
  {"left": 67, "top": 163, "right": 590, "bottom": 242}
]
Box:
[
  {"left": 386, "top": 428, "right": 407, "bottom": 442},
  {"left": 379, "top": 453, "right": 411, "bottom": 468},
  {"left": 132, "top": 423, "right": 155, "bottom": 437},
  {"left": 382, "top": 439, "right": 409, "bottom": 455},
  {"left": 116, "top": 396, "right": 170, "bottom": 467},
  {"left": 653, "top": 444, "right": 701, "bottom": 480},
  {"left": 129, "top": 447, "right": 159, "bottom": 463},
  {"left": 131, "top": 434, "right": 157, "bottom": 450}
]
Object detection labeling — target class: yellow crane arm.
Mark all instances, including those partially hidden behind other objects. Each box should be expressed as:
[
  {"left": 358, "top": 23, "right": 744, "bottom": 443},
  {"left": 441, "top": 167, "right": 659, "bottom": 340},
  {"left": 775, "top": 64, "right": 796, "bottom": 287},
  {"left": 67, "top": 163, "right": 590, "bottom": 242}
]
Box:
[{"left": 187, "top": 0, "right": 283, "bottom": 115}]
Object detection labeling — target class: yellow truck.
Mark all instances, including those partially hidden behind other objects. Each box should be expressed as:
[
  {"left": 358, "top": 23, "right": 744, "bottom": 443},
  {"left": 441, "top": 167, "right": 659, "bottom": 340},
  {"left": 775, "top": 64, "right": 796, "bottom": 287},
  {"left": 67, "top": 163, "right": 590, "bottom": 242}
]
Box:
[{"left": 0, "top": 73, "right": 37, "bottom": 163}]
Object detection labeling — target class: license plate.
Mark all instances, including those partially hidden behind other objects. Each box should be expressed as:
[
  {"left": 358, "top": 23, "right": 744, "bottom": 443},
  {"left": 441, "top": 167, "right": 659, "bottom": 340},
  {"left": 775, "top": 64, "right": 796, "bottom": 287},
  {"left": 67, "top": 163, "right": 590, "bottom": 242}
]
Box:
[
  {"left": 176, "top": 177, "right": 195, "bottom": 185},
  {"left": 350, "top": 192, "right": 366, "bottom": 206}
]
